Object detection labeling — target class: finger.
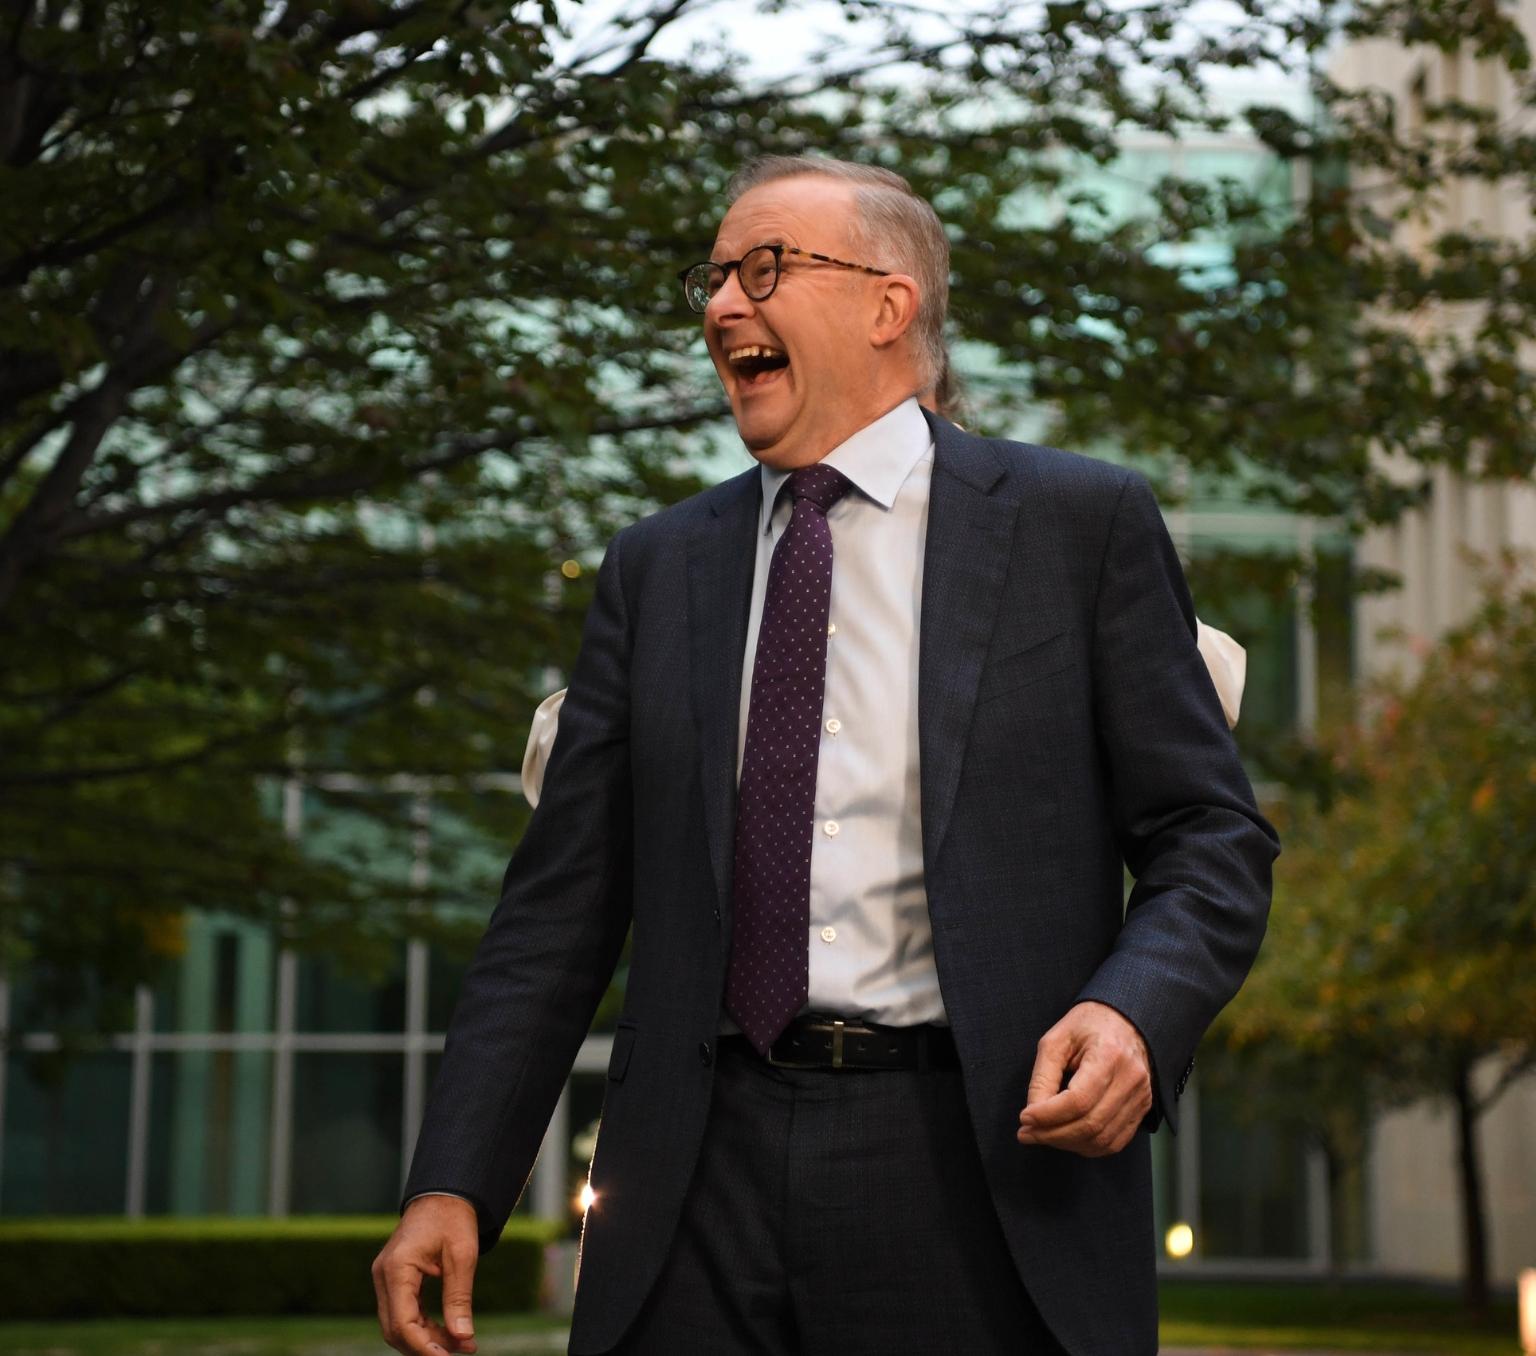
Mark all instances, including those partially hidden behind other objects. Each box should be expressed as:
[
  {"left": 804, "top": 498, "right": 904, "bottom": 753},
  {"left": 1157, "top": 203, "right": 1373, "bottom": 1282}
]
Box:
[
  {"left": 1107, "top": 1072, "right": 1157, "bottom": 1148},
  {"left": 440, "top": 1236, "right": 479, "bottom": 1352},
  {"left": 1021, "top": 1070, "right": 1151, "bottom": 1155},
  {"left": 384, "top": 1256, "right": 442, "bottom": 1355},
  {"left": 1075, "top": 1094, "right": 1148, "bottom": 1158},
  {"left": 1018, "top": 1072, "right": 1118, "bottom": 1146},
  {"left": 1024, "top": 1028, "right": 1074, "bottom": 1108},
  {"left": 1017, "top": 1100, "right": 1110, "bottom": 1153},
  {"left": 372, "top": 1252, "right": 395, "bottom": 1348},
  {"left": 1017, "top": 1085, "right": 1088, "bottom": 1134},
  {"left": 1021, "top": 1045, "right": 1112, "bottom": 1130},
  {"left": 400, "top": 1312, "right": 464, "bottom": 1356}
]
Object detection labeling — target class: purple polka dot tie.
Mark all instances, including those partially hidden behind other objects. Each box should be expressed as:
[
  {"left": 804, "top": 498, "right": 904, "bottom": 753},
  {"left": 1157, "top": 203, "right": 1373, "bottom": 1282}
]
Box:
[{"left": 726, "top": 462, "right": 853, "bottom": 1055}]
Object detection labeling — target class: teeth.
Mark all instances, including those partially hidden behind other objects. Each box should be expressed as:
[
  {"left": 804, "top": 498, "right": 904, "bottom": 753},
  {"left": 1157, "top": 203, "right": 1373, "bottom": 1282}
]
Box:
[{"left": 727, "top": 344, "right": 785, "bottom": 363}]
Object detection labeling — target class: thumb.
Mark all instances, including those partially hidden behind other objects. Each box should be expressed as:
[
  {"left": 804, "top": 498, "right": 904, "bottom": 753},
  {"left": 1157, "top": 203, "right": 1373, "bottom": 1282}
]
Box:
[
  {"left": 1025, "top": 1025, "right": 1074, "bottom": 1109},
  {"left": 441, "top": 1240, "right": 478, "bottom": 1341}
]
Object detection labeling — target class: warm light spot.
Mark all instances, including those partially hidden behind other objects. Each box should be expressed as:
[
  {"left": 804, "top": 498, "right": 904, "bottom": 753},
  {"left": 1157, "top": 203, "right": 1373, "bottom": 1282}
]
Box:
[
  {"left": 561, "top": 559, "right": 582, "bottom": 579},
  {"left": 576, "top": 1183, "right": 596, "bottom": 1215},
  {"left": 1165, "top": 1222, "right": 1194, "bottom": 1259},
  {"left": 1519, "top": 1266, "right": 1535, "bottom": 1353}
]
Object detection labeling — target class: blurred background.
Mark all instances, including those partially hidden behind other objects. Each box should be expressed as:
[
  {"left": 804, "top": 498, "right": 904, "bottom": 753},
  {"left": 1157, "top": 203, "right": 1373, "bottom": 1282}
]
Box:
[{"left": 1, "top": 0, "right": 1533, "bottom": 1350}]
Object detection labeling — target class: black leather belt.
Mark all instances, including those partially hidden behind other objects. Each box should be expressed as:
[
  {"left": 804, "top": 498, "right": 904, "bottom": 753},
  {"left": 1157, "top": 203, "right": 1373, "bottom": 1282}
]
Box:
[{"left": 723, "top": 1013, "right": 960, "bottom": 1071}]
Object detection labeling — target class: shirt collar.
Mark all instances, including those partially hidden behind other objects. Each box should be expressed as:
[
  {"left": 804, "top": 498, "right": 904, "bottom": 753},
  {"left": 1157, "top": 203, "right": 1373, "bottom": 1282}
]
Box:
[{"left": 757, "top": 396, "right": 932, "bottom": 535}]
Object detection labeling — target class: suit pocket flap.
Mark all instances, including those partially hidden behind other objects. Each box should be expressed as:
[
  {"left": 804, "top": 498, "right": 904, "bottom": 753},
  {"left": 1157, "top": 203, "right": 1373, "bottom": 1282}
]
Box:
[
  {"left": 607, "top": 1024, "right": 637, "bottom": 1082},
  {"left": 977, "top": 628, "right": 1075, "bottom": 705}
]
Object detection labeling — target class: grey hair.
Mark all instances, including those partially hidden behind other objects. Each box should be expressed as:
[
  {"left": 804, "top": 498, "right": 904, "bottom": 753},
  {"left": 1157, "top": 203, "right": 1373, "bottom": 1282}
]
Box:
[{"left": 725, "top": 155, "right": 950, "bottom": 388}]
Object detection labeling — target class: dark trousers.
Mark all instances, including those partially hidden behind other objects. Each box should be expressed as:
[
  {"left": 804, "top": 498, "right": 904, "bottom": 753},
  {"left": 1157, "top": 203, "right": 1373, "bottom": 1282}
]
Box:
[{"left": 605, "top": 1037, "right": 1067, "bottom": 1355}]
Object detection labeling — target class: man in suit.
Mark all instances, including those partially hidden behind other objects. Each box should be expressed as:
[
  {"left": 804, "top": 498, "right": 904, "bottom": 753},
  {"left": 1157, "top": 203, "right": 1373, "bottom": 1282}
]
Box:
[{"left": 373, "top": 155, "right": 1279, "bottom": 1356}]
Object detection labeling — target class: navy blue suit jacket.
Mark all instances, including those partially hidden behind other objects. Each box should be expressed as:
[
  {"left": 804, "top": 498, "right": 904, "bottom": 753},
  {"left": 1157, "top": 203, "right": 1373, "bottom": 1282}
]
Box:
[{"left": 401, "top": 410, "right": 1280, "bottom": 1354}]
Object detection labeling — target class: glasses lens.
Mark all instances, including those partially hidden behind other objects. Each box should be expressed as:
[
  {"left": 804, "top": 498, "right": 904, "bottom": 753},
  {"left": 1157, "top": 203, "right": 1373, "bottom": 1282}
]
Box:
[
  {"left": 741, "top": 246, "right": 779, "bottom": 299},
  {"left": 683, "top": 263, "right": 722, "bottom": 313}
]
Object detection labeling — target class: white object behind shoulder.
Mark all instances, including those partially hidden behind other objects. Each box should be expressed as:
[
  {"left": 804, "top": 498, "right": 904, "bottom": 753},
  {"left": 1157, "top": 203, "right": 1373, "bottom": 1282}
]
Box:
[
  {"left": 518, "top": 620, "right": 1247, "bottom": 805},
  {"left": 520, "top": 687, "right": 567, "bottom": 808},
  {"left": 1196, "top": 620, "right": 1246, "bottom": 730}
]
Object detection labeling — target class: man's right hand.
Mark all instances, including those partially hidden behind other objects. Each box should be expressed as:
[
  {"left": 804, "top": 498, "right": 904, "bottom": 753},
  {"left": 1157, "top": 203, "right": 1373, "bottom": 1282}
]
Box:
[{"left": 372, "top": 1195, "right": 480, "bottom": 1355}]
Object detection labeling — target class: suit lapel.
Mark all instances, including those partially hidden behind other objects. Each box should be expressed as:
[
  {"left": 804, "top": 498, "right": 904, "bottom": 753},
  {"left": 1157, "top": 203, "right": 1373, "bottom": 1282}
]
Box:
[
  {"left": 918, "top": 411, "right": 1019, "bottom": 872},
  {"left": 687, "top": 467, "right": 760, "bottom": 916}
]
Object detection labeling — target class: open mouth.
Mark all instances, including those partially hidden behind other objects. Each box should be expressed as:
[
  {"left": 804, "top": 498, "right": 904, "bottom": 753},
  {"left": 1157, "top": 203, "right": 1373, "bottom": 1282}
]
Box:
[{"left": 726, "top": 344, "right": 790, "bottom": 390}]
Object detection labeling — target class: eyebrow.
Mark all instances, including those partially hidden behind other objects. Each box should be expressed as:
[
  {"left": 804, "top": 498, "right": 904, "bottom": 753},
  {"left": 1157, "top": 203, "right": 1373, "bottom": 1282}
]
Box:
[{"left": 711, "top": 236, "right": 790, "bottom": 264}]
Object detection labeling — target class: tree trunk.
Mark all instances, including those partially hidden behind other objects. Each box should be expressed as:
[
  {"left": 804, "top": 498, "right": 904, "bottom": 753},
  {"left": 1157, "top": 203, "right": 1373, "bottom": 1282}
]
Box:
[
  {"left": 1451, "top": 1058, "right": 1490, "bottom": 1314},
  {"left": 1322, "top": 1138, "right": 1346, "bottom": 1279}
]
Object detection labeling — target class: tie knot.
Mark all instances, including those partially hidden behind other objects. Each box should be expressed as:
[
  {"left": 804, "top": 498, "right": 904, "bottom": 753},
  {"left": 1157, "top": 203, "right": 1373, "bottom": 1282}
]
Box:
[{"left": 787, "top": 463, "right": 852, "bottom": 515}]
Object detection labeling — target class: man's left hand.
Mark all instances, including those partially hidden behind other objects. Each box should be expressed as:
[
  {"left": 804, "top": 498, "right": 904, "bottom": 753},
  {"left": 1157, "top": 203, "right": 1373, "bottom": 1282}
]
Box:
[{"left": 1016, "top": 1000, "right": 1153, "bottom": 1157}]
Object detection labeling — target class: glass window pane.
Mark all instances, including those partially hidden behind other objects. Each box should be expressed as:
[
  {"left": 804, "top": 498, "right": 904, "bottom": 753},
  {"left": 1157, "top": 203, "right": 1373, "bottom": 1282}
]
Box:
[
  {"left": 5, "top": 968, "right": 131, "bottom": 1038},
  {"left": 295, "top": 949, "right": 405, "bottom": 1034},
  {"left": 427, "top": 945, "right": 469, "bottom": 1034},
  {"left": 424, "top": 790, "right": 517, "bottom": 1033},
  {"left": 153, "top": 913, "right": 274, "bottom": 1034},
  {"left": 146, "top": 1050, "right": 271, "bottom": 1215},
  {"left": 2, "top": 1051, "right": 129, "bottom": 1214},
  {"left": 291, "top": 1053, "right": 402, "bottom": 1214},
  {"left": 1198, "top": 1084, "right": 1312, "bottom": 1259}
]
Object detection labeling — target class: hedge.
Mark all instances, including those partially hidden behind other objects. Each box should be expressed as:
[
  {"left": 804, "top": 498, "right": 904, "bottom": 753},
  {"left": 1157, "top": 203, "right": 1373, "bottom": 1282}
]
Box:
[{"left": 0, "top": 1216, "right": 564, "bottom": 1320}]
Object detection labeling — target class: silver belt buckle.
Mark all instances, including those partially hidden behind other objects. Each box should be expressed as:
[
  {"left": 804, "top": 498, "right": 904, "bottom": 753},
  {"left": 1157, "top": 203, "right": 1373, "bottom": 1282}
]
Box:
[{"left": 831, "top": 1018, "right": 845, "bottom": 1068}]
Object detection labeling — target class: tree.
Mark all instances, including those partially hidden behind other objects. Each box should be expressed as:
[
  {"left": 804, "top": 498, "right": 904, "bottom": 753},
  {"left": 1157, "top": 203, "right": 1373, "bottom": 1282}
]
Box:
[
  {"left": 1217, "top": 554, "right": 1536, "bottom": 1312},
  {"left": 4, "top": 0, "right": 1536, "bottom": 1047}
]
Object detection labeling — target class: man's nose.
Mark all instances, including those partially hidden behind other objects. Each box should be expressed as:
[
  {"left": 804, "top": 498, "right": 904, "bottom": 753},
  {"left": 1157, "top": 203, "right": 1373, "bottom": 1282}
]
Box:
[{"left": 706, "top": 266, "right": 756, "bottom": 326}]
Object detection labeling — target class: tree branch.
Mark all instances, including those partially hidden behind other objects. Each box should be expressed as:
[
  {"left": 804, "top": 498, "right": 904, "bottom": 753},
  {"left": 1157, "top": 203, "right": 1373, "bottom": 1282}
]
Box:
[
  {"left": 1473, "top": 1048, "right": 1536, "bottom": 1116},
  {"left": 53, "top": 401, "right": 729, "bottom": 542},
  {"left": 1, "top": 678, "right": 424, "bottom": 788},
  {"left": 0, "top": 289, "right": 243, "bottom": 610}
]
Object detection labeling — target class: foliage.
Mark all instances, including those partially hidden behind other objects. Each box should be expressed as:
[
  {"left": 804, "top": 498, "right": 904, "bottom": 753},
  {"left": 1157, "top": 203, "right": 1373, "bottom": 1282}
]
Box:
[
  {"left": 5, "top": 0, "right": 1536, "bottom": 1040},
  {"left": 1215, "top": 553, "right": 1536, "bottom": 1299},
  {"left": 0, "top": 1214, "right": 561, "bottom": 1320}
]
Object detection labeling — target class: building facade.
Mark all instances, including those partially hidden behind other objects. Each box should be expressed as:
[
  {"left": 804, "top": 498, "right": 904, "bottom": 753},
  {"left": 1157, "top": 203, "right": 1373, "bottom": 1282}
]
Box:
[{"left": 1331, "top": 15, "right": 1536, "bottom": 1288}]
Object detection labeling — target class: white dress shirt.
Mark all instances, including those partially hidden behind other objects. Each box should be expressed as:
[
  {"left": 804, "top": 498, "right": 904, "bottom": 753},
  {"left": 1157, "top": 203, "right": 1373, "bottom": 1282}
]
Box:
[{"left": 724, "top": 395, "right": 944, "bottom": 1031}]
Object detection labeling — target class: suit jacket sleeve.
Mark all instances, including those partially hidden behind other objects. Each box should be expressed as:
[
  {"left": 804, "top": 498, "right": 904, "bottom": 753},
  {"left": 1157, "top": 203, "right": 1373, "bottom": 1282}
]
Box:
[
  {"left": 398, "top": 528, "right": 635, "bottom": 1252},
  {"left": 1075, "top": 472, "right": 1280, "bottom": 1133}
]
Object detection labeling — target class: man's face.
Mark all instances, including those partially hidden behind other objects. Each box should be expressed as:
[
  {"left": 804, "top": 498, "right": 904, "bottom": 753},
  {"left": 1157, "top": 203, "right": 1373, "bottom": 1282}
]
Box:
[{"left": 703, "top": 176, "right": 883, "bottom": 469}]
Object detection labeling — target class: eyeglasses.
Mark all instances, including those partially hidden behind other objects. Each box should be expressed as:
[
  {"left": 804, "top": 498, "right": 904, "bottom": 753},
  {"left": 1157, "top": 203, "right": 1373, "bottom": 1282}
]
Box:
[{"left": 676, "top": 243, "right": 891, "bottom": 313}]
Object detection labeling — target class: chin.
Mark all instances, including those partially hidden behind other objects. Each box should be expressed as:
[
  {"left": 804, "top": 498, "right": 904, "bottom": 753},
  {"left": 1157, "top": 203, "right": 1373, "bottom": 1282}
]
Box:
[{"left": 733, "top": 411, "right": 793, "bottom": 458}]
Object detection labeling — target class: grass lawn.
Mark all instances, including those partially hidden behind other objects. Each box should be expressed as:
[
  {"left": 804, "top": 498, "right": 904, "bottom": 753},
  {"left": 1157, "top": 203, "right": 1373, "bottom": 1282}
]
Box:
[
  {"left": 1160, "top": 1279, "right": 1521, "bottom": 1354},
  {"left": 0, "top": 1283, "right": 1520, "bottom": 1354}
]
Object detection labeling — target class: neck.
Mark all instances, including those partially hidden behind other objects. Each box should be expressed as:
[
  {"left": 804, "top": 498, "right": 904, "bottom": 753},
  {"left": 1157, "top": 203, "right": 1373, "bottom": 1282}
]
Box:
[{"left": 752, "top": 377, "right": 923, "bottom": 472}]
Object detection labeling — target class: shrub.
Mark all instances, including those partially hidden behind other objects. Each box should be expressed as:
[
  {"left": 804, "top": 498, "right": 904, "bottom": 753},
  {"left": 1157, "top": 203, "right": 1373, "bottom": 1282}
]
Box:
[{"left": 0, "top": 1216, "right": 561, "bottom": 1320}]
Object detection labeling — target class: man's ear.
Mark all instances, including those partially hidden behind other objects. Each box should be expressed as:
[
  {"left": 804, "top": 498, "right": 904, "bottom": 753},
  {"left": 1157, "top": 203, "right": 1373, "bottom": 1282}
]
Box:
[{"left": 869, "top": 273, "right": 920, "bottom": 353}]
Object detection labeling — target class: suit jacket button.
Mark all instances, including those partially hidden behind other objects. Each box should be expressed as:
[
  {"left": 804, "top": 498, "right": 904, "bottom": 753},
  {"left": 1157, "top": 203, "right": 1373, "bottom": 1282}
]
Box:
[{"left": 698, "top": 1041, "right": 713, "bottom": 1067}]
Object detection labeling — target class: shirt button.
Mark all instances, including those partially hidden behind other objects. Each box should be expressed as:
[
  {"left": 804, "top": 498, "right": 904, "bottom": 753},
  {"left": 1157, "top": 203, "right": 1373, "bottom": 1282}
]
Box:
[
  {"left": 820, "top": 926, "right": 837, "bottom": 943},
  {"left": 825, "top": 718, "right": 841, "bottom": 735},
  {"left": 827, "top": 622, "right": 837, "bottom": 636},
  {"left": 824, "top": 820, "right": 840, "bottom": 837}
]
